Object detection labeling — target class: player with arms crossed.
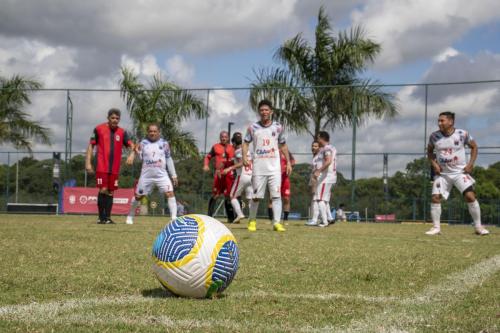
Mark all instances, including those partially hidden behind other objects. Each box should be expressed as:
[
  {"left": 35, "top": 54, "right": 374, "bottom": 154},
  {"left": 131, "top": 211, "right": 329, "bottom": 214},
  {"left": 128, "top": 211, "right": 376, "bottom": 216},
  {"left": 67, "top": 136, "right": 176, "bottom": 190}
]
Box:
[
  {"left": 310, "top": 131, "right": 337, "bottom": 227},
  {"left": 126, "top": 124, "right": 178, "bottom": 224},
  {"left": 242, "top": 99, "right": 292, "bottom": 232},
  {"left": 85, "top": 108, "right": 135, "bottom": 224},
  {"left": 222, "top": 132, "right": 254, "bottom": 224},
  {"left": 426, "top": 111, "right": 489, "bottom": 235}
]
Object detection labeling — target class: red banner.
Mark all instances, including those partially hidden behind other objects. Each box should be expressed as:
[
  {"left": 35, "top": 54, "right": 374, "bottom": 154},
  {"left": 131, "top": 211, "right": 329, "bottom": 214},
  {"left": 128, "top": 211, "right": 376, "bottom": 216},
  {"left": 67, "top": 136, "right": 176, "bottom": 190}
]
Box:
[
  {"left": 62, "top": 187, "right": 134, "bottom": 215},
  {"left": 375, "top": 214, "right": 396, "bottom": 222}
]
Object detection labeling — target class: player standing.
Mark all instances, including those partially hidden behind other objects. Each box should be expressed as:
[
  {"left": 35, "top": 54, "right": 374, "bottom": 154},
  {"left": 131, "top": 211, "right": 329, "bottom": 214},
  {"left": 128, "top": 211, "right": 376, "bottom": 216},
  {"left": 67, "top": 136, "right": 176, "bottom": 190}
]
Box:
[
  {"left": 267, "top": 151, "right": 295, "bottom": 222},
  {"left": 222, "top": 132, "right": 254, "bottom": 224},
  {"left": 306, "top": 141, "right": 321, "bottom": 226},
  {"left": 426, "top": 111, "right": 489, "bottom": 235},
  {"left": 310, "top": 131, "right": 337, "bottom": 227},
  {"left": 242, "top": 99, "right": 292, "bottom": 232},
  {"left": 203, "top": 131, "right": 235, "bottom": 222},
  {"left": 126, "top": 124, "right": 178, "bottom": 224},
  {"left": 85, "top": 108, "right": 135, "bottom": 224}
]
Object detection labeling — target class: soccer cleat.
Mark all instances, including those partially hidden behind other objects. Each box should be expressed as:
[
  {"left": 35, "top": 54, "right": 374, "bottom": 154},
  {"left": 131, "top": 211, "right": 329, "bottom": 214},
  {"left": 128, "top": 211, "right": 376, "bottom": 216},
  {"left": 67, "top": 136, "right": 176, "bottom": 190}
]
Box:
[
  {"left": 475, "top": 227, "right": 490, "bottom": 236},
  {"left": 305, "top": 220, "right": 318, "bottom": 226},
  {"left": 126, "top": 217, "right": 134, "bottom": 225},
  {"left": 328, "top": 220, "right": 335, "bottom": 225},
  {"left": 273, "top": 223, "right": 286, "bottom": 232},
  {"left": 104, "top": 219, "right": 116, "bottom": 225},
  {"left": 233, "top": 215, "right": 245, "bottom": 224},
  {"left": 425, "top": 227, "right": 441, "bottom": 235},
  {"left": 247, "top": 220, "right": 257, "bottom": 232},
  {"left": 96, "top": 219, "right": 105, "bottom": 224},
  {"left": 319, "top": 222, "right": 329, "bottom": 228}
]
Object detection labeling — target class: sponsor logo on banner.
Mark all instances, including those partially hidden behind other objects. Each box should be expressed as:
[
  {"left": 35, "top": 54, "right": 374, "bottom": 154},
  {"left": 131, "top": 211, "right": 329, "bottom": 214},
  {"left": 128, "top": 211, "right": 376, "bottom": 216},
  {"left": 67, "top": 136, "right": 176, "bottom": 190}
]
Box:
[{"left": 63, "top": 187, "right": 134, "bottom": 215}]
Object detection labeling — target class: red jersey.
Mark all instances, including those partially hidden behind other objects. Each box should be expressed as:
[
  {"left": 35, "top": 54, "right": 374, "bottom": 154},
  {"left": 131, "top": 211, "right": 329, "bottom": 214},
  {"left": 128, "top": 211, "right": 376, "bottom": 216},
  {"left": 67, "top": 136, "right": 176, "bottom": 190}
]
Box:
[
  {"left": 90, "top": 123, "right": 132, "bottom": 174},
  {"left": 280, "top": 151, "right": 295, "bottom": 175},
  {"left": 204, "top": 143, "right": 235, "bottom": 171}
]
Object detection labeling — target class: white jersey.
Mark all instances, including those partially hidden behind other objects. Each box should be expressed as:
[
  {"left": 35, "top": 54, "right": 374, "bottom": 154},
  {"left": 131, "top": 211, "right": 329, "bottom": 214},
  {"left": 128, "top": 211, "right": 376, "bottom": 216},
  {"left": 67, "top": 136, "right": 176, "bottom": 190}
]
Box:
[
  {"left": 428, "top": 129, "right": 473, "bottom": 175},
  {"left": 244, "top": 121, "right": 286, "bottom": 176},
  {"left": 138, "top": 138, "right": 176, "bottom": 178},
  {"left": 234, "top": 147, "right": 252, "bottom": 176},
  {"left": 316, "top": 144, "right": 337, "bottom": 183}
]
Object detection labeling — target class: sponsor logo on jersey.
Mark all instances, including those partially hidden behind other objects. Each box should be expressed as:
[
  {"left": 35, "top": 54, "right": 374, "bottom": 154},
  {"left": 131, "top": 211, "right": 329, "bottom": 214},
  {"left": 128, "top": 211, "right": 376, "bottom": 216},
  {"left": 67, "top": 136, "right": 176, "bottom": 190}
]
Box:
[
  {"left": 454, "top": 140, "right": 459, "bottom": 146},
  {"left": 256, "top": 148, "right": 273, "bottom": 155},
  {"left": 116, "top": 135, "right": 120, "bottom": 141}
]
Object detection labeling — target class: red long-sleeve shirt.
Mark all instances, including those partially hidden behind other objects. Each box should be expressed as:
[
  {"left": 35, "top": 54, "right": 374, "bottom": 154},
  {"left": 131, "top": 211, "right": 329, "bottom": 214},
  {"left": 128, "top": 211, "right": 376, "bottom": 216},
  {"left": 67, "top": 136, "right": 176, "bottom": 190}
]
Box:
[{"left": 204, "top": 143, "right": 235, "bottom": 171}]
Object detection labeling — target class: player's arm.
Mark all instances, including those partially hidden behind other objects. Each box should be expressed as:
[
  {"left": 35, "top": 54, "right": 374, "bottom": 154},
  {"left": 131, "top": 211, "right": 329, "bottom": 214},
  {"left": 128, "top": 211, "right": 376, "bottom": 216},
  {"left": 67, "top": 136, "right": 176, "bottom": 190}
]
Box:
[
  {"left": 165, "top": 143, "right": 178, "bottom": 186},
  {"left": 314, "top": 153, "right": 332, "bottom": 178},
  {"left": 279, "top": 143, "right": 293, "bottom": 176},
  {"left": 222, "top": 160, "right": 243, "bottom": 175},
  {"left": 464, "top": 139, "right": 478, "bottom": 174},
  {"left": 85, "top": 128, "right": 97, "bottom": 174},
  {"left": 427, "top": 143, "right": 441, "bottom": 175},
  {"left": 203, "top": 146, "right": 214, "bottom": 172}
]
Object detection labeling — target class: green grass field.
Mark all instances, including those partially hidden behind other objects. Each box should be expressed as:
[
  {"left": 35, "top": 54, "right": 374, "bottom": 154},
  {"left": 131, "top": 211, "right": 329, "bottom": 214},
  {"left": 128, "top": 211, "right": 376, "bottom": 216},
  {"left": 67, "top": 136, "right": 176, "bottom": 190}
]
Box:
[{"left": 0, "top": 215, "right": 498, "bottom": 332}]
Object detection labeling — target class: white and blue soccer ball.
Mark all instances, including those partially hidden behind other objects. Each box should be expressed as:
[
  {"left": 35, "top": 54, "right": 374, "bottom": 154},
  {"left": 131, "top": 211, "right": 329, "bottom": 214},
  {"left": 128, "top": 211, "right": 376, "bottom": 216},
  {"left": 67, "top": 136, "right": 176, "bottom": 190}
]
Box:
[{"left": 152, "top": 214, "right": 239, "bottom": 298}]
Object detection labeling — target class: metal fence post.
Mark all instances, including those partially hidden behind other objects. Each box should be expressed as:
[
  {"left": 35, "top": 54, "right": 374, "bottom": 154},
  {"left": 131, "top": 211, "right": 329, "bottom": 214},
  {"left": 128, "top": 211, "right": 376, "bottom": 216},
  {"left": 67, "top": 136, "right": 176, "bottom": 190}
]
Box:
[
  {"left": 4, "top": 152, "right": 10, "bottom": 210},
  {"left": 423, "top": 84, "right": 429, "bottom": 221},
  {"left": 351, "top": 91, "right": 357, "bottom": 211}
]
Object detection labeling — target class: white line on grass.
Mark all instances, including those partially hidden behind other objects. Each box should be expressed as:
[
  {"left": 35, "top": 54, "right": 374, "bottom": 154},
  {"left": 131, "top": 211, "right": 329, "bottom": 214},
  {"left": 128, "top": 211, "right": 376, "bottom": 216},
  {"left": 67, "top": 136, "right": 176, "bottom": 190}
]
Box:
[{"left": 332, "top": 254, "right": 500, "bottom": 333}]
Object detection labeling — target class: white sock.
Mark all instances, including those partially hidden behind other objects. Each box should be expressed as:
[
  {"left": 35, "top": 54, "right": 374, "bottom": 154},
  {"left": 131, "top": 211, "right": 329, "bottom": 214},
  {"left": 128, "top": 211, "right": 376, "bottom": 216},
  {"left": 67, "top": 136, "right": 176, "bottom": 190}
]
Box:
[
  {"left": 467, "top": 200, "right": 482, "bottom": 228},
  {"left": 128, "top": 198, "right": 140, "bottom": 218},
  {"left": 311, "top": 200, "right": 319, "bottom": 223},
  {"left": 271, "top": 197, "right": 282, "bottom": 224},
  {"left": 231, "top": 198, "right": 244, "bottom": 218},
  {"left": 168, "top": 196, "right": 177, "bottom": 220},
  {"left": 249, "top": 200, "right": 259, "bottom": 220},
  {"left": 318, "top": 201, "right": 328, "bottom": 225},
  {"left": 430, "top": 203, "right": 441, "bottom": 229},
  {"left": 326, "top": 202, "right": 333, "bottom": 221}
]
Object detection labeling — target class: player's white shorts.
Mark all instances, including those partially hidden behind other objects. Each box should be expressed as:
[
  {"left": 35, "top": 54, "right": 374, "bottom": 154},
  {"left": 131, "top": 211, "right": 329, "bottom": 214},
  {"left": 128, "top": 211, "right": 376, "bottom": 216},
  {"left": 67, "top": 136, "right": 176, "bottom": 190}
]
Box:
[
  {"left": 135, "top": 175, "right": 173, "bottom": 196},
  {"left": 313, "top": 180, "right": 335, "bottom": 202},
  {"left": 432, "top": 173, "right": 475, "bottom": 200},
  {"left": 252, "top": 173, "right": 281, "bottom": 199},
  {"left": 230, "top": 174, "right": 253, "bottom": 199}
]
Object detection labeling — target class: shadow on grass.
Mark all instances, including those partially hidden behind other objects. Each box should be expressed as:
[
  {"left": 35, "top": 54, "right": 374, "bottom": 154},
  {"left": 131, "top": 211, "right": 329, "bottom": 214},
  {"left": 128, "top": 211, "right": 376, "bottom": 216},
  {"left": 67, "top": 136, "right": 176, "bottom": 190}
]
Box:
[{"left": 141, "top": 287, "right": 228, "bottom": 300}]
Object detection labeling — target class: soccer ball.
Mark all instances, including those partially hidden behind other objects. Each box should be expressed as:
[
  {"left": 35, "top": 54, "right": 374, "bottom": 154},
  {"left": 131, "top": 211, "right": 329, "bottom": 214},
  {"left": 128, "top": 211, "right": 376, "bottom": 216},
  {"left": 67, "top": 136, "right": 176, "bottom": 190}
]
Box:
[{"left": 151, "top": 214, "right": 239, "bottom": 298}]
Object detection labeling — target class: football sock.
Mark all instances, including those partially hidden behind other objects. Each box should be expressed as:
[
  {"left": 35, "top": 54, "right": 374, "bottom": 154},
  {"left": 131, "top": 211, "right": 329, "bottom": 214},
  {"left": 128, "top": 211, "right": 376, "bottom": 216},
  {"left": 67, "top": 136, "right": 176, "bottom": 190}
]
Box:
[
  {"left": 128, "top": 198, "right": 140, "bottom": 218},
  {"left": 168, "top": 197, "right": 177, "bottom": 220},
  {"left": 326, "top": 202, "right": 333, "bottom": 221},
  {"left": 271, "top": 197, "right": 282, "bottom": 224},
  {"left": 430, "top": 203, "right": 441, "bottom": 229},
  {"left": 225, "top": 198, "right": 235, "bottom": 222},
  {"left": 97, "top": 192, "right": 106, "bottom": 221},
  {"left": 207, "top": 197, "right": 216, "bottom": 216},
  {"left": 318, "top": 201, "right": 328, "bottom": 225},
  {"left": 284, "top": 211, "right": 289, "bottom": 221},
  {"left": 249, "top": 200, "right": 259, "bottom": 221},
  {"left": 231, "top": 198, "right": 244, "bottom": 218},
  {"left": 104, "top": 193, "right": 114, "bottom": 220},
  {"left": 467, "top": 200, "right": 481, "bottom": 228},
  {"left": 311, "top": 200, "right": 319, "bottom": 223},
  {"left": 267, "top": 207, "right": 273, "bottom": 221}
]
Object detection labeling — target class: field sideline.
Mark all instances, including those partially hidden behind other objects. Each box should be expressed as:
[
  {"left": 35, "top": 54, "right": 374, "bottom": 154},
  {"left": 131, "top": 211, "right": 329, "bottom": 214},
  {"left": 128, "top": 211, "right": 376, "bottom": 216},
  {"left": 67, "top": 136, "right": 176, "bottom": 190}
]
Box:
[{"left": 0, "top": 215, "right": 498, "bottom": 332}]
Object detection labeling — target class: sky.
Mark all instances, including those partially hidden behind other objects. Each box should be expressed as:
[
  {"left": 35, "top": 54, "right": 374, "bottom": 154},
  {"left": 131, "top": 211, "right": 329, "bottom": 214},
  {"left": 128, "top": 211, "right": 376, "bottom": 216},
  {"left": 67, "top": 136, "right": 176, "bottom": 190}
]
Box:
[{"left": 1, "top": 0, "right": 500, "bottom": 178}]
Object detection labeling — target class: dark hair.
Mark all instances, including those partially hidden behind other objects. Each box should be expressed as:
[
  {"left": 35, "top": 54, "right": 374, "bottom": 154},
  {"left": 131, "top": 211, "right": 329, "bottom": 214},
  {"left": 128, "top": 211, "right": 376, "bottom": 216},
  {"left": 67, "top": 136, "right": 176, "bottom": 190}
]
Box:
[
  {"left": 147, "top": 123, "right": 160, "bottom": 131},
  {"left": 108, "top": 108, "right": 121, "bottom": 117},
  {"left": 311, "top": 140, "right": 320, "bottom": 145},
  {"left": 439, "top": 111, "right": 455, "bottom": 121},
  {"left": 317, "top": 131, "right": 330, "bottom": 141},
  {"left": 257, "top": 99, "right": 273, "bottom": 110},
  {"left": 231, "top": 132, "right": 242, "bottom": 145}
]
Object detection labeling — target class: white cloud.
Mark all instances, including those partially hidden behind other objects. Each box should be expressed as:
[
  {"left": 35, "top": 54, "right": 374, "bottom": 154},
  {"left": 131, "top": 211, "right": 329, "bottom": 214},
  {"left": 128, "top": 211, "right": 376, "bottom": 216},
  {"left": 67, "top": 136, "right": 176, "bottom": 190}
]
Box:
[
  {"left": 351, "top": 0, "right": 500, "bottom": 68},
  {"left": 433, "top": 47, "right": 460, "bottom": 63},
  {"left": 165, "top": 55, "right": 195, "bottom": 84}
]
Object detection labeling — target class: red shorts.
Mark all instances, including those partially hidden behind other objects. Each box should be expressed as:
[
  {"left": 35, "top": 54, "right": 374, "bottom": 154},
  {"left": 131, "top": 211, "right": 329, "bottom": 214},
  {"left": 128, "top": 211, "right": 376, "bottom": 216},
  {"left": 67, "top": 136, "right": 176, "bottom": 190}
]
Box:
[
  {"left": 281, "top": 174, "right": 291, "bottom": 198},
  {"left": 212, "top": 171, "right": 234, "bottom": 197},
  {"left": 95, "top": 172, "right": 119, "bottom": 191}
]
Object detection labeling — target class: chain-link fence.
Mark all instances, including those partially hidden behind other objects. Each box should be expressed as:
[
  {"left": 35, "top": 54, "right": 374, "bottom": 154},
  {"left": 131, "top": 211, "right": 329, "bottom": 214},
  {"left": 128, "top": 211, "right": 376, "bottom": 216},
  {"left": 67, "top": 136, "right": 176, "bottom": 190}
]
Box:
[{"left": 1, "top": 81, "right": 500, "bottom": 224}]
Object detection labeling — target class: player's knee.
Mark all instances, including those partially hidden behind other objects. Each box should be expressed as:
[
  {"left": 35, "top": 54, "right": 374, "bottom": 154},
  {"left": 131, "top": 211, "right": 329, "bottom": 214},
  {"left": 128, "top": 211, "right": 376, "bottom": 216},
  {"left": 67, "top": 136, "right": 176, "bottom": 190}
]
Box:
[
  {"left": 431, "top": 194, "right": 441, "bottom": 203},
  {"left": 165, "top": 191, "right": 175, "bottom": 198},
  {"left": 463, "top": 187, "right": 476, "bottom": 202}
]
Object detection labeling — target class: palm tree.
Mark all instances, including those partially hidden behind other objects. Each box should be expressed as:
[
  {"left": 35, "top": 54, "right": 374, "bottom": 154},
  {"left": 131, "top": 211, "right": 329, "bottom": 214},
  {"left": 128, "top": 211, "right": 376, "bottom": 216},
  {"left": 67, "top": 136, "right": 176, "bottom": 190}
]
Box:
[
  {"left": 250, "top": 6, "right": 397, "bottom": 138},
  {"left": 0, "top": 75, "right": 51, "bottom": 151},
  {"left": 120, "top": 67, "right": 207, "bottom": 158}
]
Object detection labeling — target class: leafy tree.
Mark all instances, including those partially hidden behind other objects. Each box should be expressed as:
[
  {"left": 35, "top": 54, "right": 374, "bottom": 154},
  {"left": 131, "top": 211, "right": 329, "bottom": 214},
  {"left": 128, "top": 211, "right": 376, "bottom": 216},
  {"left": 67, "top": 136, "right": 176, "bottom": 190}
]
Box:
[
  {"left": 0, "top": 75, "right": 51, "bottom": 151},
  {"left": 120, "top": 67, "right": 206, "bottom": 158},
  {"left": 249, "top": 6, "right": 397, "bottom": 138}
]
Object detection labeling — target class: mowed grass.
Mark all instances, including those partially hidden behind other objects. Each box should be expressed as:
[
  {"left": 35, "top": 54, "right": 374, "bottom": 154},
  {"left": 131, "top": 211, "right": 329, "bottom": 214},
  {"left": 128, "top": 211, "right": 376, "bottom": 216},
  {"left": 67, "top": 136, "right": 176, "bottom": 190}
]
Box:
[{"left": 0, "top": 215, "right": 498, "bottom": 333}]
